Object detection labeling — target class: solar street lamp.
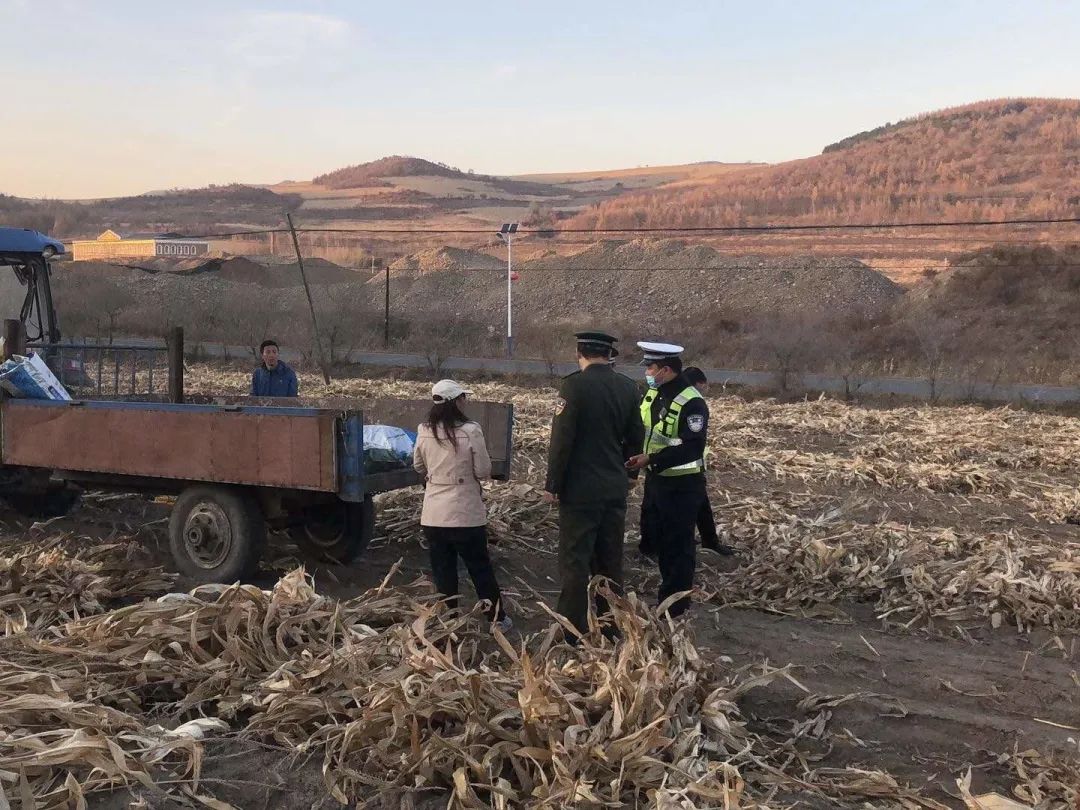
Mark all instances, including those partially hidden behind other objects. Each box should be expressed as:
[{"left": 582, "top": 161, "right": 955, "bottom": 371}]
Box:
[{"left": 496, "top": 223, "right": 519, "bottom": 359}]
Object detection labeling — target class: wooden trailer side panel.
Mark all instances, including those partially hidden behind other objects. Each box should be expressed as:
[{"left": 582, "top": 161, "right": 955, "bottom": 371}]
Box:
[
  {"left": 0, "top": 400, "right": 338, "bottom": 491},
  {"left": 362, "top": 399, "right": 513, "bottom": 479},
  {"left": 215, "top": 396, "right": 515, "bottom": 479}
]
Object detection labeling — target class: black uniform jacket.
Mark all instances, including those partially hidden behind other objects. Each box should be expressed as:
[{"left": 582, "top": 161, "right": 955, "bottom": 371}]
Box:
[
  {"left": 646, "top": 374, "right": 710, "bottom": 482},
  {"left": 545, "top": 364, "right": 645, "bottom": 504}
]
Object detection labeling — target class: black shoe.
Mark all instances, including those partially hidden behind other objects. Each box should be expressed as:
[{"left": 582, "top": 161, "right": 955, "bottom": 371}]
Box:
[{"left": 702, "top": 541, "right": 735, "bottom": 556}]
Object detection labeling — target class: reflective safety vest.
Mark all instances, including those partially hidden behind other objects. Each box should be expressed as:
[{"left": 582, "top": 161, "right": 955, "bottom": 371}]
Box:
[{"left": 640, "top": 385, "right": 705, "bottom": 476}]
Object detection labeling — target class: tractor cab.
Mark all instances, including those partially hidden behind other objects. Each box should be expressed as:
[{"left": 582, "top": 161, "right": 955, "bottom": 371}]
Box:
[{"left": 0, "top": 227, "right": 63, "bottom": 345}]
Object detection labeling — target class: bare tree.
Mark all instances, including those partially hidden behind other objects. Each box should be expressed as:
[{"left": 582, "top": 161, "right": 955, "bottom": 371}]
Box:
[
  {"left": 158, "top": 285, "right": 220, "bottom": 360},
  {"left": 911, "top": 315, "right": 961, "bottom": 402},
  {"left": 749, "top": 310, "right": 829, "bottom": 397},
  {"left": 516, "top": 321, "right": 571, "bottom": 377},
  {"left": 319, "top": 296, "right": 365, "bottom": 366},
  {"left": 54, "top": 276, "right": 135, "bottom": 343},
  {"left": 231, "top": 296, "right": 280, "bottom": 360},
  {"left": 404, "top": 310, "right": 490, "bottom": 375},
  {"left": 817, "top": 307, "right": 884, "bottom": 400}
]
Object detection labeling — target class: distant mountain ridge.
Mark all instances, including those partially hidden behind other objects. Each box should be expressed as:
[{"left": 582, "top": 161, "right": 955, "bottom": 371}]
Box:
[
  {"left": 5, "top": 99, "right": 1079, "bottom": 241},
  {"left": 569, "top": 98, "right": 1080, "bottom": 229}
]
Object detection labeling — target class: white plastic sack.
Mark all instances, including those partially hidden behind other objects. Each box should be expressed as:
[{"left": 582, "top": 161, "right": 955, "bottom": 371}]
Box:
[
  {"left": 363, "top": 425, "right": 416, "bottom": 460},
  {"left": 0, "top": 353, "right": 72, "bottom": 400}
]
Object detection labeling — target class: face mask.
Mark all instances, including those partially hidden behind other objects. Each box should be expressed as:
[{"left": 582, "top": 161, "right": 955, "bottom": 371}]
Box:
[{"left": 645, "top": 374, "right": 658, "bottom": 388}]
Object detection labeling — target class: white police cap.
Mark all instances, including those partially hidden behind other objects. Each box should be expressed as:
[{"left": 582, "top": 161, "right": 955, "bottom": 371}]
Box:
[{"left": 637, "top": 341, "right": 685, "bottom": 364}]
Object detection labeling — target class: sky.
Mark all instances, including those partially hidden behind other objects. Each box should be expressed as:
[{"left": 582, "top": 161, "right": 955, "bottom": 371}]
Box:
[{"left": 1, "top": 0, "right": 1078, "bottom": 198}]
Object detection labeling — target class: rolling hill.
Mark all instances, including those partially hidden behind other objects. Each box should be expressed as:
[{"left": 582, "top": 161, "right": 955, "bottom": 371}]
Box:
[
  {"left": 267, "top": 159, "right": 755, "bottom": 236},
  {"left": 0, "top": 185, "right": 302, "bottom": 240},
  {"left": 313, "top": 156, "right": 474, "bottom": 189},
  {"left": 568, "top": 99, "right": 1080, "bottom": 229},
  {"left": 0, "top": 160, "right": 729, "bottom": 241},
  {"left": 4, "top": 98, "right": 1078, "bottom": 262}
]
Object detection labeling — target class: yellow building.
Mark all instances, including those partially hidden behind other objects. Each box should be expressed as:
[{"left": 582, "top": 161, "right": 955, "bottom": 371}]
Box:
[{"left": 72, "top": 229, "right": 209, "bottom": 261}]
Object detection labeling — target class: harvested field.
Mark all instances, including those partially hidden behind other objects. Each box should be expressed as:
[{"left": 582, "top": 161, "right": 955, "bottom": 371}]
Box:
[{"left": 1, "top": 366, "right": 1078, "bottom": 808}]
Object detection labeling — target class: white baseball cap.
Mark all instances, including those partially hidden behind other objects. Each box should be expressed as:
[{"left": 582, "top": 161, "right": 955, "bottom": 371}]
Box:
[{"left": 431, "top": 379, "right": 471, "bottom": 402}]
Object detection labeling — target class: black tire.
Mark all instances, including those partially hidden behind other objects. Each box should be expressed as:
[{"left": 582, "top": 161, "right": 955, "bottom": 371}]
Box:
[
  {"left": 289, "top": 496, "right": 374, "bottom": 564},
  {"left": 168, "top": 486, "right": 265, "bottom": 583}
]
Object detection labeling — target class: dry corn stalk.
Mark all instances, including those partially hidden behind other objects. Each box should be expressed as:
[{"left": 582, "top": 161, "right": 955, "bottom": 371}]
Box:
[
  {"left": 3, "top": 367, "right": 1078, "bottom": 806},
  {"left": 0, "top": 556, "right": 1075, "bottom": 808}
]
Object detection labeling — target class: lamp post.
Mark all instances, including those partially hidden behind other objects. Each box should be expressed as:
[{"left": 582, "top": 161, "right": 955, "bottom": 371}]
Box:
[{"left": 497, "top": 223, "right": 519, "bottom": 359}]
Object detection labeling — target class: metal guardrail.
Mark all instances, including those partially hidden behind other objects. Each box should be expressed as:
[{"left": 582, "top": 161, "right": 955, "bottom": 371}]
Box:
[{"left": 27, "top": 340, "right": 169, "bottom": 399}]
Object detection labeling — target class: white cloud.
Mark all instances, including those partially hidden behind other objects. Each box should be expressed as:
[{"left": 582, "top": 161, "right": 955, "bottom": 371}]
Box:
[{"left": 230, "top": 11, "right": 354, "bottom": 69}]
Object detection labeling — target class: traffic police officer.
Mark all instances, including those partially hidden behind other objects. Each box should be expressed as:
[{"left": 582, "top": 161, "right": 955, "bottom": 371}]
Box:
[
  {"left": 626, "top": 341, "right": 710, "bottom": 618},
  {"left": 544, "top": 331, "right": 644, "bottom": 636}
]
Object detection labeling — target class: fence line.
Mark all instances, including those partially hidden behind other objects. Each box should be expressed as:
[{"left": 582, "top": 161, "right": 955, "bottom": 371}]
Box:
[
  {"left": 61, "top": 338, "right": 1080, "bottom": 406},
  {"left": 327, "top": 348, "right": 1080, "bottom": 406}
]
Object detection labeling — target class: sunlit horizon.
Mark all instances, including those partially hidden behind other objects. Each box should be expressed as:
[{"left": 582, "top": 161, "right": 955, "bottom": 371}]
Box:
[{"left": 2, "top": 0, "right": 1078, "bottom": 199}]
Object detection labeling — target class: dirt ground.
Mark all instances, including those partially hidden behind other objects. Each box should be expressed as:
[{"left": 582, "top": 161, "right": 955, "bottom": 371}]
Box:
[
  {"left": 60, "top": 503, "right": 1073, "bottom": 809},
  {"left": 4, "top": 370, "right": 1079, "bottom": 808}
]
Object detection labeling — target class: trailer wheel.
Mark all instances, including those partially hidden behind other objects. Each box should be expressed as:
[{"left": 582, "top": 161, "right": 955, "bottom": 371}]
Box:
[
  {"left": 169, "top": 486, "right": 265, "bottom": 583},
  {"left": 291, "top": 496, "right": 374, "bottom": 564}
]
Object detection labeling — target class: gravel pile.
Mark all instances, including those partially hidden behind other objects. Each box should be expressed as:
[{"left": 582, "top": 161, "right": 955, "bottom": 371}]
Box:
[
  {"left": 388, "top": 246, "right": 504, "bottom": 273},
  {"left": 38, "top": 242, "right": 904, "bottom": 337},
  {"left": 380, "top": 239, "right": 904, "bottom": 329},
  {"left": 181, "top": 257, "right": 363, "bottom": 287}
]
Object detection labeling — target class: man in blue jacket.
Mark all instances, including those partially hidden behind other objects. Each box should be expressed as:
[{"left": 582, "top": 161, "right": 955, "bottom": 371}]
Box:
[{"left": 251, "top": 340, "right": 298, "bottom": 397}]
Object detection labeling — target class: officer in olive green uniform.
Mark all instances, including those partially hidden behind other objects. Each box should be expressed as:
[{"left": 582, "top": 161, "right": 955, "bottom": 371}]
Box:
[{"left": 544, "top": 331, "right": 645, "bottom": 636}]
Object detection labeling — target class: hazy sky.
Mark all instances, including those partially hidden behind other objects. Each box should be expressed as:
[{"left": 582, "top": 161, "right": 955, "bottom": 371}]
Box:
[{"left": 2, "top": 0, "right": 1078, "bottom": 198}]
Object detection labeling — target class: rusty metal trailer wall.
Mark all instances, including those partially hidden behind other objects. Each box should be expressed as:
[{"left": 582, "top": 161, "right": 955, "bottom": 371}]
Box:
[{"left": 0, "top": 400, "right": 338, "bottom": 491}]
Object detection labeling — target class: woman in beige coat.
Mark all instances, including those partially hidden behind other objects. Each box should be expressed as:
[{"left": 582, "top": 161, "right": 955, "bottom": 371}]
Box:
[{"left": 413, "top": 379, "right": 510, "bottom": 631}]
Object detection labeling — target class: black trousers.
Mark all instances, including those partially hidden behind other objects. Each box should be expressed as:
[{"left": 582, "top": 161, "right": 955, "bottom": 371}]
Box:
[
  {"left": 643, "top": 476, "right": 706, "bottom": 617},
  {"left": 557, "top": 500, "right": 626, "bottom": 634},
  {"left": 423, "top": 525, "right": 505, "bottom": 621},
  {"left": 697, "top": 498, "right": 718, "bottom": 546},
  {"left": 642, "top": 478, "right": 717, "bottom": 550},
  {"left": 639, "top": 477, "right": 658, "bottom": 555}
]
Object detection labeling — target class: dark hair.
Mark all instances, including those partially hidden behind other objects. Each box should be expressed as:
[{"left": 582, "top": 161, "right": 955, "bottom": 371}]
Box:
[
  {"left": 684, "top": 366, "right": 706, "bottom": 385},
  {"left": 578, "top": 345, "right": 611, "bottom": 361},
  {"left": 659, "top": 356, "right": 683, "bottom": 375},
  {"left": 426, "top": 399, "right": 468, "bottom": 448},
  {"left": 259, "top": 339, "right": 279, "bottom": 353}
]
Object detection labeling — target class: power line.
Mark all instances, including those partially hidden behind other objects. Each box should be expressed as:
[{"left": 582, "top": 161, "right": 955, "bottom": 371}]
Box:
[
  {"left": 360, "top": 264, "right": 1080, "bottom": 273},
  {"left": 148, "top": 215, "right": 1080, "bottom": 241}
]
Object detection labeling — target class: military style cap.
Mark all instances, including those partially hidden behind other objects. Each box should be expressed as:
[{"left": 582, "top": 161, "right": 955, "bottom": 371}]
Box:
[
  {"left": 575, "top": 330, "right": 619, "bottom": 358},
  {"left": 637, "top": 341, "right": 684, "bottom": 365}
]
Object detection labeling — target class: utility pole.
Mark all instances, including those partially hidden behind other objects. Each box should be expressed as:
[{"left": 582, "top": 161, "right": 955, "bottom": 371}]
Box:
[
  {"left": 378, "top": 256, "right": 390, "bottom": 349},
  {"left": 286, "top": 213, "right": 331, "bottom": 384}
]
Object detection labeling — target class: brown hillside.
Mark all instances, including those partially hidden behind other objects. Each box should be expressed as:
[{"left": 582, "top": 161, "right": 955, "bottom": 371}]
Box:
[
  {"left": 313, "top": 156, "right": 472, "bottom": 189},
  {"left": 899, "top": 244, "right": 1080, "bottom": 367},
  {"left": 0, "top": 185, "right": 301, "bottom": 239},
  {"left": 569, "top": 99, "right": 1080, "bottom": 229}
]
